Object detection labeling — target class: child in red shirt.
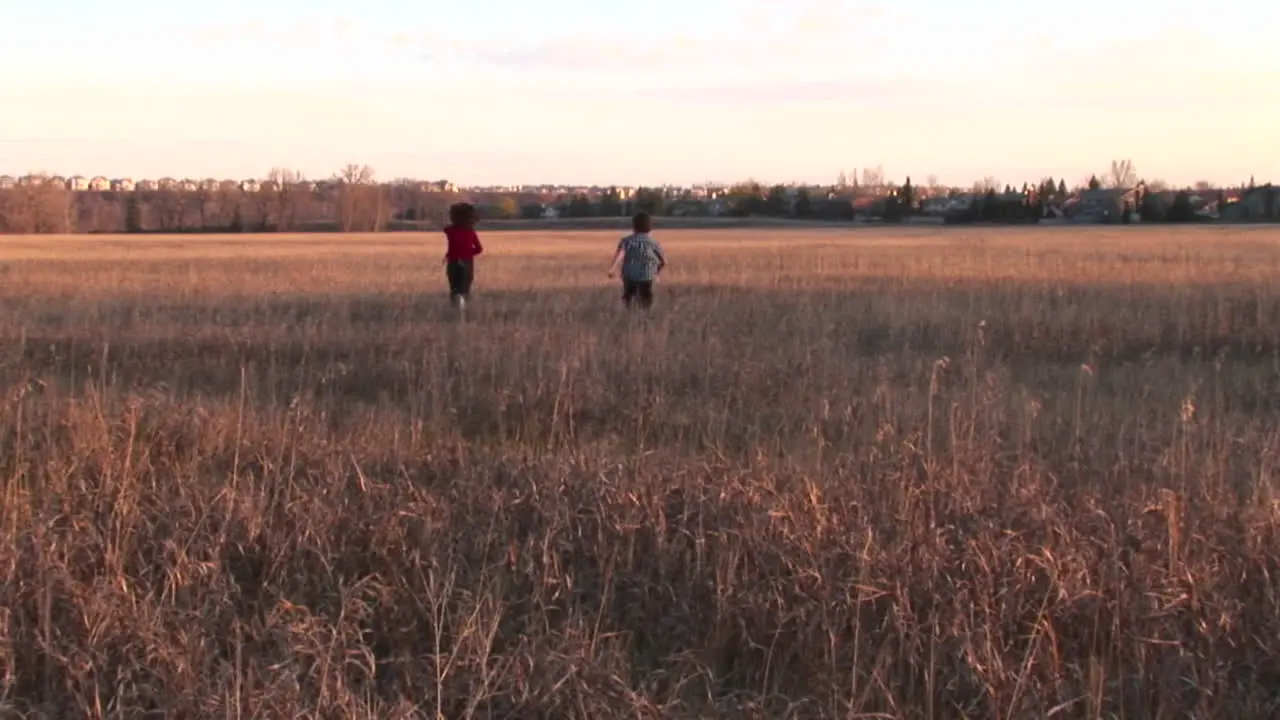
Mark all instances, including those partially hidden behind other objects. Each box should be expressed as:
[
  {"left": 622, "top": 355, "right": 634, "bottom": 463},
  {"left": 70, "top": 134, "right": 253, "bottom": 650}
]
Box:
[{"left": 442, "top": 202, "right": 483, "bottom": 310}]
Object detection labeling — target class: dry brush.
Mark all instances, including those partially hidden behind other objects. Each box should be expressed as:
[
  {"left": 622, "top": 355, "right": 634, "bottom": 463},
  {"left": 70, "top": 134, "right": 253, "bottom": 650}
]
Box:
[{"left": 2, "top": 226, "right": 1280, "bottom": 718}]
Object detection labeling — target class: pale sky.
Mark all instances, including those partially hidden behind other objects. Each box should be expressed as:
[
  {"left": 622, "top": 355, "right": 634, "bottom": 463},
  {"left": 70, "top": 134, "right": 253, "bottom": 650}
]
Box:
[{"left": 2, "top": 0, "right": 1278, "bottom": 188}]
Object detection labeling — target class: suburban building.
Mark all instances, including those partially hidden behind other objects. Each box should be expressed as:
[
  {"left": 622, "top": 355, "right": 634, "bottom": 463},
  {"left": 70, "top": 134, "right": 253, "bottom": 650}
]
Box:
[
  {"left": 1066, "top": 187, "right": 1138, "bottom": 222},
  {"left": 1221, "top": 185, "right": 1278, "bottom": 221},
  {"left": 89, "top": 176, "right": 111, "bottom": 191},
  {"left": 112, "top": 178, "right": 136, "bottom": 192}
]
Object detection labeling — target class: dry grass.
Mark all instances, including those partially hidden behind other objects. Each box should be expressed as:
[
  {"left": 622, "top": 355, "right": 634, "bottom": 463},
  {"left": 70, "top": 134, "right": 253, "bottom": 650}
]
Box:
[{"left": 3, "top": 225, "right": 1280, "bottom": 718}]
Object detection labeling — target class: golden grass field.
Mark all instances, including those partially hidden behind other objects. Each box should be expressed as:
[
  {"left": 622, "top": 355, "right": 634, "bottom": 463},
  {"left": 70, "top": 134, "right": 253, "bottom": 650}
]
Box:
[{"left": 4, "top": 225, "right": 1280, "bottom": 718}]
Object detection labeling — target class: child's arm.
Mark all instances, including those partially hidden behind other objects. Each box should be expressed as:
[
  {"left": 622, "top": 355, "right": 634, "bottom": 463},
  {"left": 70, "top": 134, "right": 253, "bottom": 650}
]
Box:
[
  {"left": 653, "top": 243, "right": 666, "bottom": 274},
  {"left": 607, "top": 240, "right": 625, "bottom": 277},
  {"left": 471, "top": 230, "right": 483, "bottom": 256}
]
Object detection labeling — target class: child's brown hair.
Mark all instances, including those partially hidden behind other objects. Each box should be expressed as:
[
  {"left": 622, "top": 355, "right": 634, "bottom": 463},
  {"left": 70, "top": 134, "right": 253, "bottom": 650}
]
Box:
[
  {"left": 632, "top": 211, "right": 652, "bottom": 234},
  {"left": 449, "top": 202, "right": 477, "bottom": 227}
]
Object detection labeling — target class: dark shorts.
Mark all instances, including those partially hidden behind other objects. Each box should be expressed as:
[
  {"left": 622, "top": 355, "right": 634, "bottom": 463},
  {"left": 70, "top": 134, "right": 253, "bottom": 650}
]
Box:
[
  {"left": 622, "top": 278, "right": 654, "bottom": 307},
  {"left": 446, "top": 260, "right": 474, "bottom": 297}
]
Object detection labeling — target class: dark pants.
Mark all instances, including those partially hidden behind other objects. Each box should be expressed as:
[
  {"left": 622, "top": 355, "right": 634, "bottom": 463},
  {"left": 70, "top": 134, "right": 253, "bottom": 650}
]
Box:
[
  {"left": 622, "top": 278, "right": 654, "bottom": 309},
  {"left": 446, "top": 260, "right": 474, "bottom": 298}
]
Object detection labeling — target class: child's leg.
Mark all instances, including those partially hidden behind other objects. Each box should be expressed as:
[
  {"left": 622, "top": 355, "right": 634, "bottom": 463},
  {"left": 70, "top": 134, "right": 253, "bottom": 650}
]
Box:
[
  {"left": 621, "top": 279, "right": 636, "bottom": 309},
  {"left": 458, "top": 261, "right": 475, "bottom": 298},
  {"left": 446, "top": 262, "right": 465, "bottom": 305},
  {"left": 637, "top": 281, "right": 654, "bottom": 309}
]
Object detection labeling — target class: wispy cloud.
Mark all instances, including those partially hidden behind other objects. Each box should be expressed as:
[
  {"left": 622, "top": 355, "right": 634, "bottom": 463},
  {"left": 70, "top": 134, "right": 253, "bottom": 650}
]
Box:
[
  {"left": 181, "top": 17, "right": 363, "bottom": 47},
  {"left": 420, "top": 1, "right": 895, "bottom": 76},
  {"left": 182, "top": 18, "right": 267, "bottom": 42}
]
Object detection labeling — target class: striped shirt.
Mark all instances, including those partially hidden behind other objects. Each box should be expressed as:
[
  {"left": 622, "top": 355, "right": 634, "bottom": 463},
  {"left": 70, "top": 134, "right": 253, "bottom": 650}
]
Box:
[{"left": 616, "top": 233, "right": 665, "bottom": 282}]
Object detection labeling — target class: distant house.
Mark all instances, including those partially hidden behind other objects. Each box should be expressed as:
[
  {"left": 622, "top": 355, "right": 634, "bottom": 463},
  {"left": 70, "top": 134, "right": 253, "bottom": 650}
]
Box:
[
  {"left": 219, "top": 179, "right": 239, "bottom": 192},
  {"left": 137, "top": 179, "right": 158, "bottom": 191},
  {"left": 199, "top": 178, "right": 220, "bottom": 191},
  {"left": 88, "top": 176, "right": 111, "bottom": 191},
  {"left": 112, "top": 178, "right": 136, "bottom": 192},
  {"left": 0, "top": 175, "right": 14, "bottom": 189},
  {"left": 923, "top": 194, "right": 973, "bottom": 216},
  {"left": 1067, "top": 187, "right": 1137, "bottom": 223},
  {"left": 853, "top": 195, "right": 886, "bottom": 217},
  {"left": 68, "top": 175, "right": 90, "bottom": 191},
  {"left": 48, "top": 176, "right": 68, "bottom": 189},
  {"left": 179, "top": 178, "right": 198, "bottom": 192},
  {"left": 240, "top": 179, "right": 260, "bottom": 192},
  {"left": 259, "top": 180, "right": 279, "bottom": 193},
  {"left": 1143, "top": 190, "right": 1217, "bottom": 220},
  {"left": 1221, "top": 185, "right": 1278, "bottom": 221},
  {"left": 157, "top": 177, "right": 178, "bottom": 190},
  {"left": 666, "top": 200, "right": 710, "bottom": 217}
]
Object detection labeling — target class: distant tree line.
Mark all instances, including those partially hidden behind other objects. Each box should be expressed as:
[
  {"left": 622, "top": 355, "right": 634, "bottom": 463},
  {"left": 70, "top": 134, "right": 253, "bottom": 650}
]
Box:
[
  {"left": 0, "top": 166, "right": 459, "bottom": 234},
  {"left": 2, "top": 159, "right": 1272, "bottom": 234}
]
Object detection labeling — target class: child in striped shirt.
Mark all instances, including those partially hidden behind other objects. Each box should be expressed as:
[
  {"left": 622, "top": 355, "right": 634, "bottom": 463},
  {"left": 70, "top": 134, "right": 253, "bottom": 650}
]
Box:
[{"left": 607, "top": 212, "right": 666, "bottom": 310}]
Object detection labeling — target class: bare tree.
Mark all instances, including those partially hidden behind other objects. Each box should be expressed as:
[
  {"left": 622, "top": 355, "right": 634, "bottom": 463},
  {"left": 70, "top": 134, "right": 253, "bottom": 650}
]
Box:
[
  {"left": 1145, "top": 178, "right": 1170, "bottom": 192},
  {"left": 0, "top": 188, "right": 33, "bottom": 233},
  {"left": 1108, "top": 159, "right": 1137, "bottom": 189},
  {"left": 211, "top": 188, "right": 243, "bottom": 230},
  {"left": 973, "top": 177, "right": 999, "bottom": 193},
  {"left": 372, "top": 183, "right": 389, "bottom": 232},
  {"left": 151, "top": 189, "right": 186, "bottom": 231},
  {"left": 16, "top": 176, "right": 75, "bottom": 233},
  {"left": 860, "top": 166, "right": 885, "bottom": 190},
  {"left": 194, "top": 186, "right": 218, "bottom": 230},
  {"left": 332, "top": 164, "right": 387, "bottom": 232},
  {"left": 268, "top": 167, "right": 313, "bottom": 232}
]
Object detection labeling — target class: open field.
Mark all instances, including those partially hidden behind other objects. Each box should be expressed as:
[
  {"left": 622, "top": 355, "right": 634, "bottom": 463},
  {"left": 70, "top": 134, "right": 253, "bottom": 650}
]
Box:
[{"left": 4, "top": 226, "right": 1280, "bottom": 718}]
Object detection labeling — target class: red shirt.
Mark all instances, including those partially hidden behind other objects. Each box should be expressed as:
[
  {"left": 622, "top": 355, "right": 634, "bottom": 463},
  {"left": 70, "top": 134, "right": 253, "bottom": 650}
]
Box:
[{"left": 444, "top": 225, "right": 483, "bottom": 262}]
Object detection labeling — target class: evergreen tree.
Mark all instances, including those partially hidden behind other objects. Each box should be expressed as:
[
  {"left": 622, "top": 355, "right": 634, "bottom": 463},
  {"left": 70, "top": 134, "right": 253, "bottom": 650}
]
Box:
[
  {"left": 1088, "top": 175, "right": 1101, "bottom": 191},
  {"left": 568, "top": 193, "right": 593, "bottom": 217},
  {"left": 598, "top": 187, "right": 624, "bottom": 216},
  {"left": 794, "top": 188, "right": 812, "bottom": 217},
  {"left": 125, "top": 193, "right": 143, "bottom": 233},
  {"left": 1170, "top": 191, "right": 1193, "bottom": 222},
  {"left": 766, "top": 185, "right": 788, "bottom": 215}
]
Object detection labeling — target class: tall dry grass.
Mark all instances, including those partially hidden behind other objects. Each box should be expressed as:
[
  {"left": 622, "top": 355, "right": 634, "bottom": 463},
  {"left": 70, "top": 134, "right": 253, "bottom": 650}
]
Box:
[{"left": 3, "top": 226, "right": 1280, "bottom": 718}]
